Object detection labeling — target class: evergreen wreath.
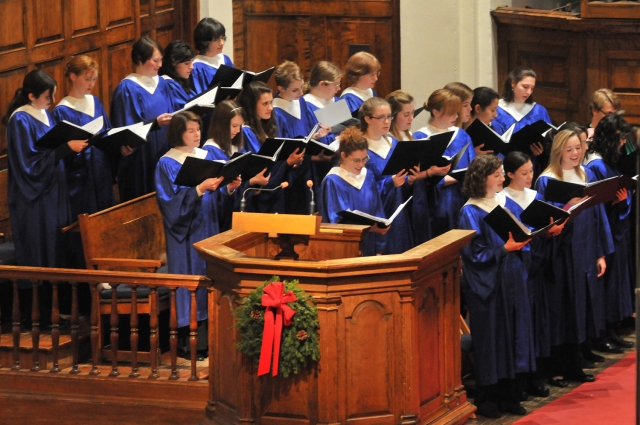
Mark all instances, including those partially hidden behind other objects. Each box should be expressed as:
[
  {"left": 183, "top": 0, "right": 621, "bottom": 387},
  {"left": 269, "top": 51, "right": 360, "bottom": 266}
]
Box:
[{"left": 234, "top": 276, "right": 320, "bottom": 377}]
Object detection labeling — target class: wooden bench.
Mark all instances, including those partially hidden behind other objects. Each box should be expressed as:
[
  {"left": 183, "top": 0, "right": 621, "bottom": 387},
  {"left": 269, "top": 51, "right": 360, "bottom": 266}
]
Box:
[
  {"left": 0, "top": 155, "right": 16, "bottom": 265},
  {"left": 75, "top": 192, "right": 169, "bottom": 362}
]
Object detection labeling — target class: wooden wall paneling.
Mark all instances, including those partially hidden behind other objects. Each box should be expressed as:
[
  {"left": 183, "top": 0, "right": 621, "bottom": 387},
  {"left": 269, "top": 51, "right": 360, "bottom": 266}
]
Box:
[
  {"left": 234, "top": 0, "right": 400, "bottom": 98},
  {"left": 0, "top": 67, "right": 29, "bottom": 153},
  {"left": 70, "top": 0, "right": 100, "bottom": 37},
  {"left": 0, "top": 1, "right": 27, "bottom": 55}
]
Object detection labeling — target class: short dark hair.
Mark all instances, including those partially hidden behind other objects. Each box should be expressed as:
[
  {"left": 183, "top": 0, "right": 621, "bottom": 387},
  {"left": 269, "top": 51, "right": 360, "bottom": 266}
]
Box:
[
  {"left": 501, "top": 67, "right": 537, "bottom": 104},
  {"left": 194, "top": 18, "right": 226, "bottom": 55},
  {"left": 131, "top": 36, "right": 163, "bottom": 67},
  {"left": 166, "top": 111, "right": 202, "bottom": 147},
  {"left": 463, "top": 155, "right": 503, "bottom": 198},
  {"left": 471, "top": 87, "right": 499, "bottom": 114}
]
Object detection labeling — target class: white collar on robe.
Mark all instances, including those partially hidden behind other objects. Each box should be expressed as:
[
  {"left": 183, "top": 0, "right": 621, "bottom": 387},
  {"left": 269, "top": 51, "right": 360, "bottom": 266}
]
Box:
[
  {"left": 583, "top": 152, "right": 602, "bottom": 166},
  {"left": 366, "top": 135, "right": 392, "bottom": 159},
  {"left": 192, "top": 54, "right": 225, "bottom": 69},
  {"left": 464, "top": 192, "right": 506, "bottom": 213},
  {"left": 161, "top": 75, "right": 173, "bottom": 81},
  {"left": 498, "top": 99, "right": 535, "bottom": 122},
  {"left": 161, "top": 147, "right": 209, "bottom": 164},
  {"left": 341, "top": 87, "right": 373, "bottom": 101},
  {"left": 540, "top": 166, "right": 587, "bottom": 184},
  {"left": 203, "top": 138, "right": 239, "bottom": 154},
  {"left": 501, "top": 186, "right": 537, "bottom": 210},
  {"left": 326, "top": 165, "right": 367, "bottom": 190},
  {"left": 303, "top": 93, "right": 333, "bottom": 109},
  {"left": 11, "top": 104, "right": 50, "bottom": 126},
  {"left": 398, "top": 131, "right": 413, "bottom": 142},
  {"left": 272, "top": 97, "right": 301, "bottom": 120},
  {"left": 415, "top": 124, "right": 458, "bottom": 138},
  {"left": 125, "top": 73, "right": 159, "bottom": 95},
  {"left": 57, "top": 95, "right": 95, "bottom": 117}
]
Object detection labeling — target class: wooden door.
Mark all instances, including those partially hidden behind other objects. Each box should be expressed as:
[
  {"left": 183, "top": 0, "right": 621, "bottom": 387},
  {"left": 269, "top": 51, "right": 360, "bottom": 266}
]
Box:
[
  {"left": 233, "top": 0, "right": 400, "bottom": 99},
  {"left": 0, "top": 0, "right": 198, "bottom": 155}
]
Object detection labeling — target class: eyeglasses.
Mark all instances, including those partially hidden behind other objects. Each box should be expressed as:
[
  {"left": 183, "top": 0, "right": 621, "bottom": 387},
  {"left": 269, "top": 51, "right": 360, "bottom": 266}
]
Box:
[
  {"left": 368, "top": 71, "right": 381, "bottom": 77},
  {"left": 349, "top": 156, "right": 370, "bottom": 165},
  {"left": 369, "top": 115, "right": 394, "bottom": 122},
  {"left": 213, "top": 36, "right": 227, "bottom": 43}
]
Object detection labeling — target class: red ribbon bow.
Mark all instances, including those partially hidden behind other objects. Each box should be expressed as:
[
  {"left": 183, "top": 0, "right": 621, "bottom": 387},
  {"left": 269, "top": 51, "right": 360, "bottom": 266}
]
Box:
[{"left": 257, "top": 281, "right": 297, "bottom": 376}]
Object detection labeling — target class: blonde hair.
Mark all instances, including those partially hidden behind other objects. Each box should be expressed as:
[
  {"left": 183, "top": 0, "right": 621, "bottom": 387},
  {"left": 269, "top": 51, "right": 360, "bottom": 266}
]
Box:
[
  {"left": 274, "top": 61, "right": 303, "bottom": 89},
  {"left": 305, "top": 61, "right": 342, "bottom": 93},
  {"left": 542, "top": 129, "right": 586, "bottom": 182},
  {"left": 65, "top": 55, "right": 99, "bottom": 80},
  {"left": 589, "top": 88, "right": 621, "bottom": 116},
  {"left": 444, "top": 82, "right": 472, "bottom": 128},
  {"left": 385, "top": 90, "right": 414, "bottom": 141},
  {"left": 344, "top": 52, "right": 380, "bottom": 85},
  {"left": 425, "top": 89, "right": 461, "bottom": 120}
]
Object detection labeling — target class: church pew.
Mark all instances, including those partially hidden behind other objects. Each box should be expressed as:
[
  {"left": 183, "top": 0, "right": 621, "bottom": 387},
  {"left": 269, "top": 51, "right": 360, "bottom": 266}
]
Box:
[{"left": 75, "top": 192, "right": 169, "bottom": 363}]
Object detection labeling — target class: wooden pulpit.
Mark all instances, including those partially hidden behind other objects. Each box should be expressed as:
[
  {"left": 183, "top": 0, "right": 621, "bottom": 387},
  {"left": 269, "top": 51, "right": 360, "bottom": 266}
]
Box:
[{"left": 195, "top": 215, "right": 475, "bottom": 425}]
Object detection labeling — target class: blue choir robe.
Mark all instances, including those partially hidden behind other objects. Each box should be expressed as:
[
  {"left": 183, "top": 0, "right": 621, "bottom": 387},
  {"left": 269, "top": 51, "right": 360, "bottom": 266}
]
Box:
[
  {"left": 319, "top": 166, "right": 385, "bottom": 256},
  {"left": 155, "top": 147, "right": 228, "bottom": 327},
  {"left": 365, "top": 136, "right": 414, "bottom": 254},
  {"left": 492, "top": 100, "right": 552, "bottom": 175},
  {"left": 339, "top": 87, "right": 375, "bottom": 114},
  {"left": 111, "top": 74, "right": 172, "bottom": 202},
  {"left": 190, "top": 54, "right": 234, "bottom": 95},
  {"left": 201, "top": 139, "right": 250, "bottom": 230},
  {"left": 162, "top": 75, "right": 195, "bottom": 112},
  {"left": 459, "top": 193, "right": 535, "bottom": 386},
  {"left": 302, "top": 93, "right": 338, "bottom": 198},
  {"left": 53, "top": 95, "right": 115, "bottom": 219},
  {"left": 584, "top": 154, "right": 634, "bottom": 324},
  {"left": 501, "top": 186, "right": 552, "bottom": 358},
  {"left": 393, "top": 130, "right": 434, "bottom": 246},
  {"left": 413, "top": 125, "right": 476, "bottom": 237},
  {"left": 273, "top": 97, "right": 317, "bottom": 215},
  {"left": 7, "top": 105, "right": 71, "bottom": 269},
  {"left": 242, "top": 126, "right": 289, "bottom": 213},
  {"left": 535, "top": 167, "right": 614, "bottom": 346}
]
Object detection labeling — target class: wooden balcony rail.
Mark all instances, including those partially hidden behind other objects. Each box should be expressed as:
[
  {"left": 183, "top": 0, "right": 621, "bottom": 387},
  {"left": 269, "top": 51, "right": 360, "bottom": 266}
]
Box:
[{"left": 0, "top": 265, "right": 211, "bottom": 381}]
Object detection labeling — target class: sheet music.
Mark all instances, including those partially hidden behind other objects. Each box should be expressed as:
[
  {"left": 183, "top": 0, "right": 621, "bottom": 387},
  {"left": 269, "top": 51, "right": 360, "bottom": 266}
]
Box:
[
  {"left": 80, "top": 116, "right": 104, "bottom": 134},
  {"left": 313, "top": 99, "right": 352, "bottom": 127}
]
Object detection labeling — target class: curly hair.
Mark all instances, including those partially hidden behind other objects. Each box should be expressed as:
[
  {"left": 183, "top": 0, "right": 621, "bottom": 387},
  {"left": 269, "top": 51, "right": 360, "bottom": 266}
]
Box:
[
  {"left": 337, "top": 126, "right": 368, "bottom": 162},
  {"left": 463, "top": 155, "right": 503, "bottom": 198},
  {"left": 588, "top": 113, "right": 631, "bottom": 167}
]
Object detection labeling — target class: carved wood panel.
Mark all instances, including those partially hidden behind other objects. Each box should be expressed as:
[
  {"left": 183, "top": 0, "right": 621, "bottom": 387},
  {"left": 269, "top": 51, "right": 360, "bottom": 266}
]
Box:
[
  {"left": 0, "top": 0, "right": 199, "bottom": 155},
  {"left": 233, "top": 0, "right": 400, "bottom": 100}
]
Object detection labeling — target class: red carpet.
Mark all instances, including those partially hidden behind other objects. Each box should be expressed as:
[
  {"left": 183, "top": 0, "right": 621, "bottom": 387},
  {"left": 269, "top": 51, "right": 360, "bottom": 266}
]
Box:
[{"left": 514, "top": 351, "right": 636, "bottom": 425}]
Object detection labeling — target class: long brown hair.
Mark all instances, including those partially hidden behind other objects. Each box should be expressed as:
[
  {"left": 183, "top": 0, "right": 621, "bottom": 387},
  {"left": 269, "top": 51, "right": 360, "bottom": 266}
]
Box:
[
  {"left": 385, "top": 90, "right": 414, "bottom": 141},
  {"left": 207, "top": 100, "right": 244, "bottom": 155},
  {"left": 444, "top": 82, "right": 472, "bottom": 128},
  {"left": 237, "top": 81, "right": 276, "bottom": 143}
]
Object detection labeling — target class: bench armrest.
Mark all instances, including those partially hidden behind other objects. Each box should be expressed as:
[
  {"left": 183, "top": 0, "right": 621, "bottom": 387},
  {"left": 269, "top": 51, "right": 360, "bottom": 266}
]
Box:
[{"left": 91, "top": 258, "right": 165, "bottom": 272}]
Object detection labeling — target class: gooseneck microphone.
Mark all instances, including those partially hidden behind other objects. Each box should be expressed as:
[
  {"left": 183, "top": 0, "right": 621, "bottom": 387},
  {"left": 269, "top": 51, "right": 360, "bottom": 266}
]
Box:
[
  {"left": 307, "top": 180, "right": 315, "bottom": 215},
  {"left": 240, "top": 182, "right": 289, "bottom": 212}
]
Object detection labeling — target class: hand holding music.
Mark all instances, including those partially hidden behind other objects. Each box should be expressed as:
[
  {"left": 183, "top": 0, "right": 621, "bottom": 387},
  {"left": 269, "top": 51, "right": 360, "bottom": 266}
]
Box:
[
  {"left": 597, "top": 256, "right": 607, "bottom": 277},
  {"left": 612, "top": 188, "right": 628, "bottom": 205},
  {"left": 68, "top": 139, "right": 88, "bottom": 152},
  {"left": 370, "top": 223, "right": 390, "bottom": 235},
  {"left": 546, "top": 217, "right": 565, "bottom": 237},
  {"left": 156, "top": 113, "right": 172, "bottom": 127},
  {"left": 198, "top": 176, "right": 224, "bottom": 193},
  {"left": 228, "top": 176, "right": 242, "bottom": 193},
  {"left": 474, "top": 143, "right": 493, "bottom": 156},
  {"left": 249, "top": 167, "right": 270, "bottom": 186},
  {"left": 392, "top": 169, "right": 408, "bottom": 187},
  {"left": 529, "top": 142, "right": 544, "bottom": 156},
  {"left": 286, "top": 148, "right": 305, "bottom": 168},
  {"left": 504, "top": 232, "right": 530, "bottom": 251},
  {"left": 120, "top": 145, "right": 134, "bottom": 156}
]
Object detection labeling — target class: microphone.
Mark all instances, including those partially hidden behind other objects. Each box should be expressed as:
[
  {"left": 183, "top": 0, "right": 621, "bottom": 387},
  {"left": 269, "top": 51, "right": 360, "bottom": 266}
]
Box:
[
  {"left": 240, "top": 181, "right": 289, "bottom": 212},
  {"left": 307, "top": 180, "right": 315, "bottom": 215}
]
